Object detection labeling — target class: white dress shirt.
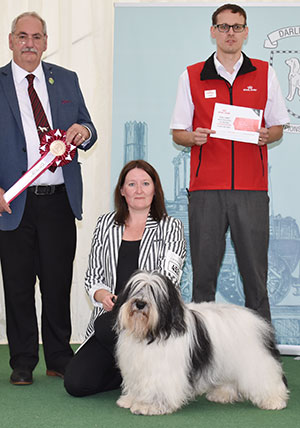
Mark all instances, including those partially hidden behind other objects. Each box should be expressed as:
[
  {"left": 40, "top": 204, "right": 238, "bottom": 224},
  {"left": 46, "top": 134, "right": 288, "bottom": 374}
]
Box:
[
  {"left": 170, "top": 54, "right": 290, "bottom": 132},
  {"left": 12, "top": 60, "right": 64, "bottom": 185}
]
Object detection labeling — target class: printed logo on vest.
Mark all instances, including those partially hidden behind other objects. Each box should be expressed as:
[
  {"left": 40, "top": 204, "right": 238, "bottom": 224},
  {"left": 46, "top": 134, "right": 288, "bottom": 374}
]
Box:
[
  {"left": 243, "top": 85, "right": 258, "bottom": 92},
  {"left": 204, "top": 89, "right": 217, "bottom": 98}
]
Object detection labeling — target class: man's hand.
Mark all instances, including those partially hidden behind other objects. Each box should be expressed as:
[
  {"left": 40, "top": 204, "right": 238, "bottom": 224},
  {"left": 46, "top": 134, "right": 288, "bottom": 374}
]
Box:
[
  {"left": 172, "top": 128, "right": 216, "bottom": 147},
  {"left": 65, "top": 124, "right": 90, "bottom": 146},
  {"left": 193, "top": 127, "right": 216, "bottom": 146},
  {"left": 258, "top": 128, "right": 270, "bottom": 146},
  {"left": 258, "top": 125, "right": 283, "bottom": 146},
  {"left": 0, "top": 188, "right": 12, "bottom": 216}
]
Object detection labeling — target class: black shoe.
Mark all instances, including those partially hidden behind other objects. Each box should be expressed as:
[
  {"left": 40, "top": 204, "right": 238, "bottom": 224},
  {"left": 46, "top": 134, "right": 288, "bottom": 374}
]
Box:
[{"left": 10, "top": 368, "right": 33, "bottom": 385}]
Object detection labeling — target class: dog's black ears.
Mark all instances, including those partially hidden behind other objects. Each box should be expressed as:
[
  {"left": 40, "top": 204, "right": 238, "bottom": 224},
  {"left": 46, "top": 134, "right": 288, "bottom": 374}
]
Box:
[
  {"left": 154, "top": 273, "right": 187, "bottom": 338},
  {"left": 163, "top": 274, "right": 183, "bottom": 302}
]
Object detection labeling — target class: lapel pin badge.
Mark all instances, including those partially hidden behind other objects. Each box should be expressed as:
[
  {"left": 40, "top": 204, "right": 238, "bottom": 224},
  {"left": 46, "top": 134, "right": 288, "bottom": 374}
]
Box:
[{"left": 49, "top": 77, "right": 54, "bottom": 85}]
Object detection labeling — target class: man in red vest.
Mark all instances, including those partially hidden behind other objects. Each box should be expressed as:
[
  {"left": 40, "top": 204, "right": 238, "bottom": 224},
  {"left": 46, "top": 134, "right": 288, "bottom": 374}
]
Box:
[{"left": 170, "top": 3, "right": 289, "bottom": 321}]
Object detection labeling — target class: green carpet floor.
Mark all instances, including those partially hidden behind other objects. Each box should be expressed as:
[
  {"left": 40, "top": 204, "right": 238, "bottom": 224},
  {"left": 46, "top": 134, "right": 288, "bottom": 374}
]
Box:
[{"left": 0, "top": 345, "right": 298, "bottom": 428}]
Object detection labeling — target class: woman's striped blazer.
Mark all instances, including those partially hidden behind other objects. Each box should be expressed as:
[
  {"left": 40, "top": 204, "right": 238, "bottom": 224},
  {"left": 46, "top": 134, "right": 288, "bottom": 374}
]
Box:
[{"left": 84, "top": 211, "right": 186, "bottom": 340}]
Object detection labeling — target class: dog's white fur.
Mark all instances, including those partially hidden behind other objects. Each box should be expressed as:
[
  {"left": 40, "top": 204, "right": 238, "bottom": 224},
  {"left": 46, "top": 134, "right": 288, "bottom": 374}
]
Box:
[{"left": 114, "top": 271, "right": 289, "bottom": 415}]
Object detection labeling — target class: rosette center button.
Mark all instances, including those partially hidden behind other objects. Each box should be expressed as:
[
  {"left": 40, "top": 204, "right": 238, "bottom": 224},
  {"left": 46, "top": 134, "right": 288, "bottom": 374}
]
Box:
[{"left": 49, "top": 140, "right": 66, "bottom": 157}]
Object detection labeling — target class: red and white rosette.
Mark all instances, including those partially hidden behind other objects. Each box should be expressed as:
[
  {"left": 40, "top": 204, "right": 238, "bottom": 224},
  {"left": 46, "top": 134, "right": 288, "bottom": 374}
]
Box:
[
  {"left": 40, "top": 129, "right": 76, "bottom": 172},
  {"left": 4, "top": 129, "right": 76, "bottom": 204}
]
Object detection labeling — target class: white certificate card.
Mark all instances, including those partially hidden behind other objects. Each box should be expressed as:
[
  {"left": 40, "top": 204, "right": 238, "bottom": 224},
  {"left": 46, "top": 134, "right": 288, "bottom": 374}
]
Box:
[{"left": 210, "top": 103, "right": 263, "bottom": 144}]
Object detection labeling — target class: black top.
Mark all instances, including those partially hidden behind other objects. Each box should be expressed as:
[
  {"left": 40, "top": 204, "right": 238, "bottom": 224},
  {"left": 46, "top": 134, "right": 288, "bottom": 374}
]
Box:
[{"left": 115, "top": 240, "right": 141, "bottom": 295}]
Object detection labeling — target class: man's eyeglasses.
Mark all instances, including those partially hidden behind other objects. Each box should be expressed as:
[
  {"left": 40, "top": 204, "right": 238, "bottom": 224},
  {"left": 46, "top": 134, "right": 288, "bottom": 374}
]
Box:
[
  {"left": 214, "top": 24, "right": 246, "bottom": 33},
  {"left": 13, "top": 33, "right": 45, "bottom": 44}
]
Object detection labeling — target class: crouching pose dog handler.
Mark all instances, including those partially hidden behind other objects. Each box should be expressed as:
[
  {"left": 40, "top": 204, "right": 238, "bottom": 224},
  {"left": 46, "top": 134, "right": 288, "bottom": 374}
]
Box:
[
  {"left": 0, "top": 12, "right": 97, "bottom": 385},
  {"left": 64, "top": 160, "right": 186, "bottom": 396},
  {"left": 170, "top": 3, "right": 289, "bottom": 321}
]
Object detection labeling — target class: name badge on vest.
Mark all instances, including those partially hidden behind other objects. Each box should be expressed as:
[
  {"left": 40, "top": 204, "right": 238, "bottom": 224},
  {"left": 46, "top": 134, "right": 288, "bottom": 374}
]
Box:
[{"left": 204, "top": 89, "right": 216, "bottom": 99}]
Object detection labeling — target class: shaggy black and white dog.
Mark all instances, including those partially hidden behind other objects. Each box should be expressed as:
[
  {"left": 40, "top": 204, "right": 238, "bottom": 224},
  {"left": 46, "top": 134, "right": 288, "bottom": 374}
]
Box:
[{"left": 114, "top": 271, "right": 288, "bottom": 415}]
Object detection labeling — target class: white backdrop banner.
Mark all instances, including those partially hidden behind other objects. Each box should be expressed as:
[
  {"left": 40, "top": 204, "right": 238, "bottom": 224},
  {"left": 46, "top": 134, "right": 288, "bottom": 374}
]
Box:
[{"left": 112, "top": 3, "right": 300, "bottom": 354}]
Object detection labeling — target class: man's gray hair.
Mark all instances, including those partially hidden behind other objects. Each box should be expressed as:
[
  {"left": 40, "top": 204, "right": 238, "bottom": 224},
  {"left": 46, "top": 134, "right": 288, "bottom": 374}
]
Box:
[{"left": 11, "top": 12, "right": 47, "bottom": 35}]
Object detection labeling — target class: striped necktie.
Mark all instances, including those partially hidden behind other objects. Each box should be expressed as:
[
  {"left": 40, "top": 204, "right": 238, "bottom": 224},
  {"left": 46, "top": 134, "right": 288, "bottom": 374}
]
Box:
[{"left": 26, "top": 74, "right": 50, "bottom": 139}]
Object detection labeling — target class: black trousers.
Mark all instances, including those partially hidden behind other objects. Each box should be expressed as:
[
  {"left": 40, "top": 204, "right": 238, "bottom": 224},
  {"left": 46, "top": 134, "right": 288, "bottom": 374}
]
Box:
[
  {"left": 64, "top": 311, "right": 122, "bottom": 397},
  {"left": 188, "top": 190, "right": 271, "bottom": 321},
  {"left": 0, "top": 190, "right": 75, "bottom": 371}
]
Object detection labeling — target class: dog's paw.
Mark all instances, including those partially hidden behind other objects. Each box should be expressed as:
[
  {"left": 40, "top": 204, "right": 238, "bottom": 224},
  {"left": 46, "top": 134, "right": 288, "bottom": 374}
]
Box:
[
  {"left": 130, "top": 402, "right": 173, "bottom": 415},
  {"left": 117, "top": 395, "right": 133, "bottom": 409},
  {"left": 206, "top": 386, "right": 241, "bottom": 404},
  {"left": 256, "top": 397, "right": 288, "bottom": 410}
]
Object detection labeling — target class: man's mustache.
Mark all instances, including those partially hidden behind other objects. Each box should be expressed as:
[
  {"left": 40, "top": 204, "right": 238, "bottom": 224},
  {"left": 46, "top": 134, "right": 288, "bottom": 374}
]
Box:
[{"left": 21, "top": 47, "right": 38, "bottom": 54}]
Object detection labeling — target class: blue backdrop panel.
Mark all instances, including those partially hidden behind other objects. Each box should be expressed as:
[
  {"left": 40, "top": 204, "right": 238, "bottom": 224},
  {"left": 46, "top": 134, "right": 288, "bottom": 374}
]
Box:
[{"left": 112, "top": 3, "right": 300, "bottom": 353}]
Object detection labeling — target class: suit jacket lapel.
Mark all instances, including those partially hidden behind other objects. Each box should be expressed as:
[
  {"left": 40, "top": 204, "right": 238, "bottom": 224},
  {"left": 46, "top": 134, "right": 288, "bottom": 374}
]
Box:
[
  {"left": 42, "top": 62, "right": 57, "bottom": 128},
  {"left": 0, "top": 62, "right": 24, "bottom": 136},
  {"left": 109, "top": 221, "right": 124, "bottom": 288},
  {"left": 138, "top": 215, "right": 158, "bottom": 269}
]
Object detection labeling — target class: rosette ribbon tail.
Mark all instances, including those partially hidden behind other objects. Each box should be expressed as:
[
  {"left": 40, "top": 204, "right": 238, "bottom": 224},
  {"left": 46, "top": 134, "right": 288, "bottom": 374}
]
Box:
[{"left": 3, "top": 130, "right": 76, "bottom": 204}]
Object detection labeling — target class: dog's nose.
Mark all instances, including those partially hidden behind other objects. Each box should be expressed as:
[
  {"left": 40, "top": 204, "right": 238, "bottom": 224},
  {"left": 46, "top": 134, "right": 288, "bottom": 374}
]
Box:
[{"left": 135, "top": 300, "right": 146, "bottom": 310}]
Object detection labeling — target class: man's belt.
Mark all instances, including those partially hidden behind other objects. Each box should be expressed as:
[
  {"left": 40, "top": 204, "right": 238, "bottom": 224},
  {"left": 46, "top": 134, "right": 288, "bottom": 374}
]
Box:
[{"left": 27, "top": 184, "right": 66, "bottom": 196}]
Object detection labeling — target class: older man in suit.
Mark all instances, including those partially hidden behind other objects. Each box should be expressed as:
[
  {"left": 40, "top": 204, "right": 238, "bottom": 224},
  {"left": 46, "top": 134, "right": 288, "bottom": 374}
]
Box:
[{"left": 0, "top": 12, "right": 97, "bottom": 385}]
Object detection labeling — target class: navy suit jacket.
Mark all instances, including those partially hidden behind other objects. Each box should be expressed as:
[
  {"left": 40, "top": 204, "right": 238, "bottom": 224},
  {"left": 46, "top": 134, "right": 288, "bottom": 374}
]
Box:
[{"left": 0, "top": 61, "right": 97, "bottom": 231}]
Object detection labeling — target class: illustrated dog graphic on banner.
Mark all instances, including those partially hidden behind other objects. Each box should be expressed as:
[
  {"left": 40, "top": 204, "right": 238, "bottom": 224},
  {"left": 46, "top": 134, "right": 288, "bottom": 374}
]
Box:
[
  {"left": 266, "top": 26, "right": 300, "bottom": 132},
  {"left": 285, "top": 57, "right": 300, "bottom": 102}
]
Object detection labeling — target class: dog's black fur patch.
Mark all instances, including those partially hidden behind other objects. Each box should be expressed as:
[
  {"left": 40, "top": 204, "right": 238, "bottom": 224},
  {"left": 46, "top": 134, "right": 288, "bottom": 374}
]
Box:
[
  {"left": 151, "top": 274, "right": 187, "bottom": 341},
  {"left": 188, "top": 311, "right": 212, "bottom": 386}
]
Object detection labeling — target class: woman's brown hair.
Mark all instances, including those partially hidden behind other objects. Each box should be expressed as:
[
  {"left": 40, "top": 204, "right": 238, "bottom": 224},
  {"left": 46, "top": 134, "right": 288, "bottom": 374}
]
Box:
[{"left": 114, "top": 160, "right": 167, "bottom": 224}]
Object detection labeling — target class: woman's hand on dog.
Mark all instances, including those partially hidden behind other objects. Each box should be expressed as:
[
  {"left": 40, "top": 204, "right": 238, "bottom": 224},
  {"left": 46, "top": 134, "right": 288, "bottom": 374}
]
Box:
[{"left": 94, "top": 289, "right": 117, "bottom": 311}]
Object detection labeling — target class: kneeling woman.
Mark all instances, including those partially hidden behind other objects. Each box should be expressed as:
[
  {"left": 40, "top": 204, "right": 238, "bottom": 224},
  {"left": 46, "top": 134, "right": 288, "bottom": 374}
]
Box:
[{"left": 64, "top": 160, "right": 186, "bottom": 396}]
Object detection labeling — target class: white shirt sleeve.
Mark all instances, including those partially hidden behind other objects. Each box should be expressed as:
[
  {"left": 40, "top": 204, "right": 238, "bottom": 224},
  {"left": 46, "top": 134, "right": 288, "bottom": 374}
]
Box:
[
  {"left": 264, "top": 65, "right": 290, "bottom": 128},
  {"left": 170, "top": 70, "right": 194, "bottom": 132}
]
